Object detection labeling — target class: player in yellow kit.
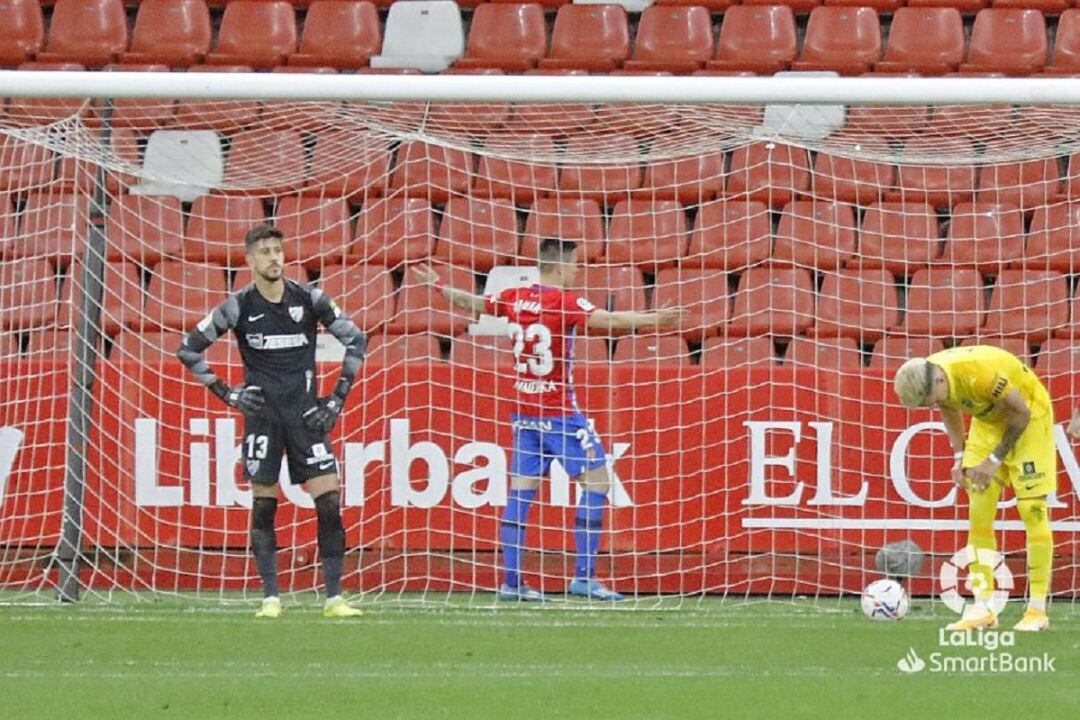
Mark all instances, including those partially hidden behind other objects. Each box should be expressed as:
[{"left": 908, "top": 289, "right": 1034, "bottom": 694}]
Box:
[{"left": 894, "top": 345, "right": 1054, "bottom": 632}]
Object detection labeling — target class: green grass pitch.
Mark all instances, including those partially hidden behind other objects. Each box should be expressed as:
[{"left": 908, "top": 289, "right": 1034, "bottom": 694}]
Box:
[{"left": 1, "top": 596, "right": 1076, "bottom": 719}]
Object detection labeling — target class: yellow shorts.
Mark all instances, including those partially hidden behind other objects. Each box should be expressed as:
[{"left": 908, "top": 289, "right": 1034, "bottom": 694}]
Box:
[{"left": 964, "top": 412, "right": 1058, "bottom": 499}]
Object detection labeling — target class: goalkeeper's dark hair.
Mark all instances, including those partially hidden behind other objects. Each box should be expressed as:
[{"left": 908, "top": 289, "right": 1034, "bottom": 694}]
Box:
[
  {"left": 537, "top": 238, "right": 577, "bottom": 272},
  {"left": 244, "top": 224, "right": 284, "bottom": 250}
]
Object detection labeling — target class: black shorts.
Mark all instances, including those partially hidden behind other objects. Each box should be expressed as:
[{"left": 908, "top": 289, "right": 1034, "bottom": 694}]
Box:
[{"left": 241, "top": 414, "right": 338, "bottom": 486}]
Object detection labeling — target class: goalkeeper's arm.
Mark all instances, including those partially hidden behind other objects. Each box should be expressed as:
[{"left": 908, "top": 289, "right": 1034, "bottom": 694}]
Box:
[
  {"left": 176, "top": 296, "right": 250, "bottom": 408},
  {"left": 409, "top": 263, "right": 486, "bottom": 314},
  {"left": 587, "top": 308, "right": 683, "bottom": 331},
  {"left": 306, "top": 288, "right": 366, "bottom": 431}
]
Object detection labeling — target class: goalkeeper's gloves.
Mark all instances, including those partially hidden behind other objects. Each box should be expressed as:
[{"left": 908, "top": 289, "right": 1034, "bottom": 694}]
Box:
[
  {"left": 224, "top": 384, "right": 266, "bottom": 415},
  {"left": 302, "top": 393, "right": 345, "bottom": 434}
]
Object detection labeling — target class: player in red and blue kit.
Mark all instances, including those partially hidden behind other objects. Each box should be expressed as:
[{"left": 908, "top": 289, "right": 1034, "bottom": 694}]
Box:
[{"left": 411, "top": 239, "right": 681, "bottom": 601}]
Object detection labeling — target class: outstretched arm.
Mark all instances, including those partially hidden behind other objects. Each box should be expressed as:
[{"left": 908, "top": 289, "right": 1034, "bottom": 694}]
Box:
[
  {"left": 410, "top": 263, "right": 485, "bottom": 314},
  {"left": 587, "top": 308, "right": 683, "bottom": 331}
]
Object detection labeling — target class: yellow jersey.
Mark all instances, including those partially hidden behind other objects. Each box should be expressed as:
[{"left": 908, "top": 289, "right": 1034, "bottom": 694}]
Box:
[{"left": 927, "top": 345, "right": 1051, "bottom": 423}]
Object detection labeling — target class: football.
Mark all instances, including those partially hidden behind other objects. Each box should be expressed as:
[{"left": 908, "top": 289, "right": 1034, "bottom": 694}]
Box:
[{"left": 861, "top": 579, "right": 910, "bottom": 621}]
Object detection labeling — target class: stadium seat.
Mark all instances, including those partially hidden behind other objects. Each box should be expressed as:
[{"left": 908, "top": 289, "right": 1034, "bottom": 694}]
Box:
[
  {"left": 960, "top": 9, "right": 1047, "bottom": 75},
  {"left": 205, "top": 1, "right": 297, "bottom": 69},
  {"left": 370, "top": 0, "right": 464, "bottom": 73},
  {"left": 474, "top": 134, "right": 558, "bottom": 204},
  {"left": 351, "top": 196, "right": 435, "bottom": 267},
  {"left": 304, "top": 130, "right": 390, "bottom": 199},
  {"left": 390, "top": 264, "right": 476, "bottom": 335},
  {"left": 772, "top": 201, "right": 857, "bottom": 271},
  {"left": 449, "top": 333, "right": 516, "bottom": 370},
  {"left": 364, "top": 333, "right": 443, "bottom": 365},
  {"left": 539, "top": 4, "right": 630, "bottom": 73},
  {"left": 612, "top": 335, "right": 690, "bottom": 365},
  {"left": 574, "top": 334, "right": 611, "bottom": 366},
  {"left": 0, "top": 193, "right": 15, "bottom": 251},
  {"left": 25, "top": 329, "right": 75, "bottom": 356},
  {"left": 105, "top": 195, "right": 184, "bottom": 265},
  {"left": 727, "top": 267, "right": 815, "bottom": 337},
  {"left": 907, "top": 0, "right": 988, "bottom": 11},
  {"left": 636, "top": 153, "right": 726, "bottom": 205},
  {"left": 875, "top": 8, "right": 964, "bottom": 75},
  {"left": 10, "top": 192, "right": 90, "bottom": 269},
  {"left": 0, "top": 0, "right": 44, "bottom": 67},
  {"left": 184, "top": 195, "right": 268, "bottom": 266},
  {"left": 434, "top": 197, "right": 519, "bottom": 271},
  {"left": 1035, "top": 337, "right": 1079, "bottom": 376},
  {"left": 389, "top": 141, "right": 473, "bottom": 203},
  {"left": 1059, "top": 154, "right": 1080, "bottom": 200},
  {"left": 315, "top": 263, "right": 395, "bottom": 334},
  {"left": 726, "top": 142, "right": 811, "bottom": 208},
  {"left": 1024, "top": 203, "right": 1080, "bottom": 273},
  {"left": 1045, "top": 9, "right": 1080, "bottom": 74},
  {"left": 37, "top": 0, "right": 128, "bottom": 68},
  {"left": 104, "top": 64, "right": 178, "bottom": 129},
  {"left": 707, "top": 6, "right": 797, "bottom": 75},
  {"left": 623, "top": 6, "right": 713, "bottom": 74},
  {"left": 273, "top": 196, "right": 352, "bottom": 270},
  {"left": 899, "top": 268, "right": 985, "bottom": 337},
  {"left": 856, "top": 202, "right": 941, "bottom": 276},
  {"left": 0, "top": 135, "right": 54, "bottom": 192},
  {"left": 791, "top": 7, "right": 881, "bottom": 76},
  {"left": 975, "top": 155, "right": 1061, "bottom": 212},
  {"left": 684, "top": 201, "right": 770, "bottom": 271},
  {"left": 0, "top": 259, "right": 60, "bottom": 330},
  {"left": 121, "top": 0, "right": 211, "bottom": 67},
  {"left": 8, "top": 62, "right": 88, "bottom": 125},
  {"left": 868, "top": 336, "right": 945, "bottom": 370},
  {"left": 844, "top": 91, "right": 929, "bottom": 141},
  {"left": 959, "top": 335, "right": 1033, "bottom": 365},
  {"left": 926, "top": 90, "right": 1015, "bottom": 139},
  {"left": 943, "top": 202, "right": 1025, "bottom": 272},
  {"left": 657, "top": 0, "right": 735, "bottom": 11},
  {"left": 425, "top": 71, "right": 513, "bottom": 138},
  {"left": 222, "top": 129, "right": 306, "bottom": 195},
  {"left": 174, "top": 65, "right": 261, "bottom": 131},
  {"left": 606, "top": 200, "right": 688, "bottom": 269},
  {"left": 785, "top": 336, "right": 863, "bottom": 369},
  {"left": 521, "top": 198, "right": 606, "bottom": 263},
  {"left": 811, "top": 137, "right": 894, "bottom": 204},
  {"left": 982, "top": 270, "right": 1069, "bottom": 341},
  {"left": 559, "top": 135, "right": 642, "bottom": 207},
  {"left": 573, "top": 265, "right": 647, "bottom": 316},
  {"left": 743, "top": 0, "right": 820, "bottom": 16},
  {"left": 811, "top": 268, "right": 899, "bottom": 343},
  {"left": 287, "top": 0, "right": 380, "bottom": 70},
  {"left": 652, "top": 268, "right": 729, "bottom": 339},
  {"left": 887, "top": 138, "right": 976, "bottom": 208},
  {"left": 142, "top": 261, "right": 229, "bottom": 331},
  {"left": 699, "top": 335, "right": 776, "bottom": 367},
  {"left": 99, "top": 261, "right": 144, "bottom": 335},
  {"left": 454, "top": 3, "right": 546, "bottom": 72}
]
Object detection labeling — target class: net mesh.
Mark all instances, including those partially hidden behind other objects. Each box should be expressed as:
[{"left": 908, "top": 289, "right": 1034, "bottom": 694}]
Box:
[{"left": 1, "top": 95, "right": 1079, "bottom": 605}]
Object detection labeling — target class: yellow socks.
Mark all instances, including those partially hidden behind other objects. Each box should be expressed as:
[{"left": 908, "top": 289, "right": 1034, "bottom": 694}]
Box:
[
  {"left": 1017, "top": 497, "right": 1053, "bottom": 611},
  {"left": 966, "top": 482, "right": 1001, "bottom": 605}
]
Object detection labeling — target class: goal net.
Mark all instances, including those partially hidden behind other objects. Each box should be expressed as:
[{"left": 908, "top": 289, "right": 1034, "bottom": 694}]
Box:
[{"left": 0, "top": 74, "right": 1077, "bottom": 606}]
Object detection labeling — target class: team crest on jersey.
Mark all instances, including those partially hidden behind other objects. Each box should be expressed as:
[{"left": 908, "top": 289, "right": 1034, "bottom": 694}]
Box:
[
  {"left": 289, "top": 305, "right": 304, "bottom": 323},
  {"left": 246, "top": 459, "right": 261, "bottom": 476}
]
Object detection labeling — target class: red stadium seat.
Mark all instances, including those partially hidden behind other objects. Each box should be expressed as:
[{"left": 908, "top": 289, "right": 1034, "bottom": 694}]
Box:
[
  {"left": 656, "top": 0, "right": 735, "bottom": 11},
  {"left": 174, "top": 65, "right": 261, "bottom": 132},
  {"left": 389, "top": 141, "right": 473, "bottom": 203},
  {"left": 426, "top": 70, "right": 512, "bottom": 138},
  {"left": 274, "top": 196, "right": 352, "bottom": 270},
  {"left": 856, "top": 202, "right": 941, "bottom": 276},
  {"left": 24, "top": 329, "right": 73, "bottom": 356},
  {"left": 899, "top": 268, "right": 985, "bottom": 337},
  {"left": 975, "top": 155, "right": 1061, "bottom": 212},
  {"left": 0, "top": 0, "right": 44, "bottom": 67},
  {"left": 0, "top": 193, "right": 15, "bottom": 254},
  {"left": 812, "top": 268, "right": 899, "bottom": 343},
  {"left": 811, "top": 136, "right": 894, "bottom": 204},
  {"left": 708, "top": 6, "right": 797, "bottom": 75},
  {"left": 390, "top": 264, "right": 476, "bottom": 335},
  {"left": 539, "top": 4, "right": 629, "bottom": 73},
  {"left": 454, "top": 3, "right": 546, "bottom": 72},
  {"left": 1035, "top": 337, "right": 1080, "bottom": 375},
  {"left": 11, "top": 191, "right": 90, "bottom": 269},
  {"left": 982, "top": 270, "right": 1069, "bottom": 341},
  {"left": 726, "top": 142, "right": 811, "bottom": 208},
  {"left": 743, "top": 0, "right": 821, "bottom": 16},
  {"left": 1045, "top": 9, "right": 1080, "bottom": 74},
  {"left": 572, "top": 265, "right": 647, "bottom": 316},
  {"left": 785, "top": 336, "right": 863, "bottom": 369},
  {"left": 0, "top": 135, "right": 54, "bottom": 192},
  {"left": 449, "top": 333, "right": 516, "bottom": 370},
  {"left": 993, "top": 0, "right": 1068, "bottom": 11},
  {"left": 99, "top": 261, "right": 144, "bottom": 335},
  {"left": 652, "top": 268, "right": 729, "bottom": 340},
  {"left": 907, "top": 0, "right": 988, "bottom": 11},
  {"left": 351, "top": 196, "right": 435, "bottom": 267},
  {"left": 1058, "top": 153, "right": 1080, "bottom": 200},
  {"left": 287, "top": 0, "right": 380, "bottom": 70},
  {"left": 222, "top": 129, "right": 306, "bottom": 195},
  {"left": 434, "top": 197, "right": 519, "bottom": 270},
  {"left": 559, "top": 135, "right": 642, "bottom": 207},
  {"left": 728, "top": 267, "right": 815, "bottom": 337},
  {"left": 943, "top": 202, "right": 1025, "bottom": 272},
  {"left": 875, "top": 8, "right": 964, "bottom": 75},
  {"left": 37, "top": 0, "right": 128, "bottom": 68},
  {"left": 365, "top": 333, "right": 443, "bottom": 365},
  {"left": 105, "top": 195, "right": 184, "bottom": 265},
  {"left": 887, "top": 138, "right": 976, "bottom": 208},
  {"left": 205, "top": 0, "right": 297, "bottom": 69},
  {"left": 0, "top": 259, "right": 60, "bottom": 330},
  {"left": 315, "top": 263, "right": 395, "bottom": 334},
  {"left": 521, "top": 198, "right": 605, "bottom": 263},
  {"left": 960, "top": 9, "right": 1047, "bottom": 75},
  {"left": 792, "top": 7, "right": 882, "bottom": 76},
  {"left": 772, "top": 201, "right": 857, "bottom": 271},
  {"left": 574, "top": 334, "right": 610, "bottom": 366},
  {"left": 104, "top": 64, "right": 178, "bottom": 129},
  {"left": 142, "top": 261, "right": 228, "bottom": 331},
  {"left": 636, "top": 152, "right": 726, "bottom": 204},
  {"left": 1024, "top": 203, "right": 1080, "bottom": 273},
  {"left": 606, "top": 200, "right": 688, "bottom": 269},
  {"left": 7, "top": 61, "right": 88, "bottom": 125},
  {"left": 612, "top": 334, "right": 690, "bottom": 365},
  {"left": 474, "top": 134, "right": 558, "bottom": 204},
  {"left": 623, "top": 5, "right": 713, "bottom": 74},
  {"left": 686, "top": 200, "right": 772, "bottom": 270},
  {"left": 304, "top": 130, "right": 390, "bottom": 199},
  {"left": 868, "top": 336, "right": 945, "bottom": 370},
  {"left": 121, "top": 0, "right": 211, "bottom": 67},
  {"left": 699, "top": 335, "right": 776, "bottom": 367},
  {"left": 184, "top": 195, "right": 268, "bottom": 266}
]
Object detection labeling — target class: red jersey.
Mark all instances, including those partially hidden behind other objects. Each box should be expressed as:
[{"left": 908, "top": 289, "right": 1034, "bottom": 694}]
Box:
[{"left": 484, "top": 284, "right": 597, "bottom": 417}]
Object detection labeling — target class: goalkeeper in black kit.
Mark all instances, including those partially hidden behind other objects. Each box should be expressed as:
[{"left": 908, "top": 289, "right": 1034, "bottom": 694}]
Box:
[{"left": 177, "top": 225, "right": 366, "bottom": 619}]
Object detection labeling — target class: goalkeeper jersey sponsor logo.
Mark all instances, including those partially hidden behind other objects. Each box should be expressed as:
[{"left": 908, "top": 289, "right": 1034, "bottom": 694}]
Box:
[{"left": 245, "top": 333, "right": 310, "bottom": 350}]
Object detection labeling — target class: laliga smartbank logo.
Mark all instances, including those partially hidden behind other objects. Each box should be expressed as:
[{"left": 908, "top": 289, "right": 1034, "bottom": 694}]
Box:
[{"left": 895, "top": 546, "right": 1055, "bottom": 674}]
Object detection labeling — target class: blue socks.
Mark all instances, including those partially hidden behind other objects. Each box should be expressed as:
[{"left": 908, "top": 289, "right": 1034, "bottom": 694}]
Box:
[
  {"left": 574, "top": 490, "right": 608, "bottom": 580},
  {"left": 500, "top": 488, "right": 537, "bottom": 588}
]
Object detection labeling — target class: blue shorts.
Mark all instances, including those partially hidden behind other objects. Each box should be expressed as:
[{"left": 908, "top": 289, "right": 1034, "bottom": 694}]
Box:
[{"left": 509, "top": 412, "right": 608, "bottom": 479}]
